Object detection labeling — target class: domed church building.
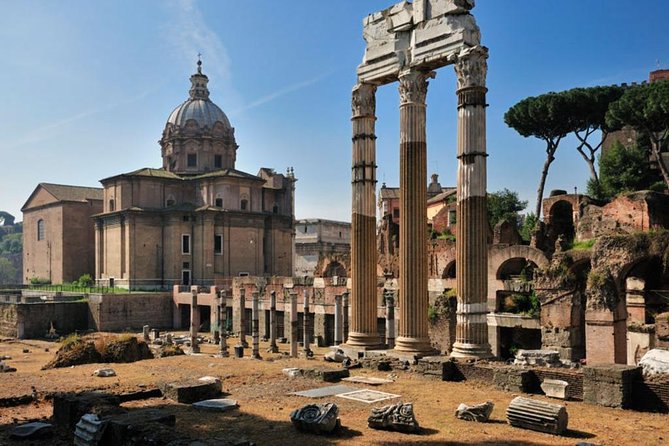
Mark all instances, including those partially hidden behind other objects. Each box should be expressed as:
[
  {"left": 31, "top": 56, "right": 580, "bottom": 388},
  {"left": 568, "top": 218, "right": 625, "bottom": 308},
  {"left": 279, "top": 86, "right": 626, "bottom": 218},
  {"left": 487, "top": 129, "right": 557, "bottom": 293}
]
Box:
[{"left": 95, "top": 61, "right": 295, "bottom": 290}]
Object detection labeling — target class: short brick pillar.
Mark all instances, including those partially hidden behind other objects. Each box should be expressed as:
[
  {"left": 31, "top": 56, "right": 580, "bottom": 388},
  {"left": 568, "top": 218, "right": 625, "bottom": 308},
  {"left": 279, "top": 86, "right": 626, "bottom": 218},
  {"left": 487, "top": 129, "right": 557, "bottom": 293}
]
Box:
[{"left": 583, "top": 364, "right": 641, "bottom": 408}]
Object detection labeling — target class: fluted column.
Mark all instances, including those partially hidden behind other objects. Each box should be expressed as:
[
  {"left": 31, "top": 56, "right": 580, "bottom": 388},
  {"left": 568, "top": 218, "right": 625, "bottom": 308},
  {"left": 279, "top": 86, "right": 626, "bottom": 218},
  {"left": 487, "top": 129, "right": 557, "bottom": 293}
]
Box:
[
  {"left": 348, "top": 83, "right": 382, "bottom": 349},
  {"left": 451, "top": 46, "right": 492, "bottom": 359},
  {"left": 394, "top": 70, "right": 433, "bottom": 354}
]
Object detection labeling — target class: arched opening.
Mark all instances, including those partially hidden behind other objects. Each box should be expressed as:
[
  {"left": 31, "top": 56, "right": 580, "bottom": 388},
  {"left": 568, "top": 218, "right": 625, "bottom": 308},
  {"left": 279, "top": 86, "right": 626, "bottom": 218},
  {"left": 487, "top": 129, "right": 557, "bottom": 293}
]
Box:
[
  {"left": 548, "top": 200, "right": 575, "bottom": 244},
  {"left": 37, "top": 219, "right": 45, "bottom": 241},
  {"left": 442, "top": 261, "right": 456, "bottom": 279},
  {"left": 215, "top": 196, "right": 223, "bottom": 208},
  {"left": 494, "top": 257, "right": 541, "bottom": 359},
  {"left": 323, "top": 261, "right": 346, "bottom": 278},
  {"left": 108, "top": 199, "right": 115, "bottom": 212},
  {"left": 240, "top": 199, "right": 248, "bottom": 211}
]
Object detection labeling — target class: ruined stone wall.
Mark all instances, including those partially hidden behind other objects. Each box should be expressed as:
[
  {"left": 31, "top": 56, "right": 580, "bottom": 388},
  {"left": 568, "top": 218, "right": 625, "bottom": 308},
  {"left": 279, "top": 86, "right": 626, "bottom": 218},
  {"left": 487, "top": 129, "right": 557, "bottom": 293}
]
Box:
[
  {"left": 0, "top": 303, "right": 18, "bottom": 337},
  {"left": 17, "top": 301, "right": 89, "bottom": 339},
  {"left": 87, "top": 293, "right": 173, "bottom": 331}
]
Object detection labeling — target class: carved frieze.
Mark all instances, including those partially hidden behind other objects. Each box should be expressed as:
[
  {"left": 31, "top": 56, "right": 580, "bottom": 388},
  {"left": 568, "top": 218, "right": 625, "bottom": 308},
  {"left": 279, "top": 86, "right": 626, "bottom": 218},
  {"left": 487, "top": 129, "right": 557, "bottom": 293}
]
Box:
[{"left": 352, "top": 83, "right": 377, "bottom": 118}]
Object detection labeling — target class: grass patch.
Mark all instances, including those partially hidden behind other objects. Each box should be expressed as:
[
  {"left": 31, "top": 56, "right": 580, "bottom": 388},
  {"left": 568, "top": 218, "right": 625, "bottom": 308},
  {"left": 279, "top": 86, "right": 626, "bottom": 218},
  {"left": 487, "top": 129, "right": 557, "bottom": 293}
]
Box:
[{"left": 570, "top": 239, "right": 596, "bottom": 250}]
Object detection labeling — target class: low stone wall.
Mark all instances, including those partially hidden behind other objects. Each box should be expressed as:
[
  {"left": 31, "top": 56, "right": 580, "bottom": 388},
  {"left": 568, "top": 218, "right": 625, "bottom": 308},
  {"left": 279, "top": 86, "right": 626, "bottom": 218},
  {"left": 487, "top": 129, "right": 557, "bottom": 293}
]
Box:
[
  {"left": 0, "top": 301, "right": 89, "bottom": 338},
  {"left": 533, "top": 368, "right": 583, "bottom": 400},
  {"left": 88, "top": 293, "right": 173, "bottom": 332}
]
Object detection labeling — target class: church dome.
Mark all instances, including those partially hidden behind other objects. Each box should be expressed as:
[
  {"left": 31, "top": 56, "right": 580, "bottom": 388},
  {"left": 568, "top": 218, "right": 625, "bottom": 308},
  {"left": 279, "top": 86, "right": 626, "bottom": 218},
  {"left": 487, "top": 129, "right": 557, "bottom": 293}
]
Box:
[{"left": 165, "top": 59, "right": 231, "bottom": 130}]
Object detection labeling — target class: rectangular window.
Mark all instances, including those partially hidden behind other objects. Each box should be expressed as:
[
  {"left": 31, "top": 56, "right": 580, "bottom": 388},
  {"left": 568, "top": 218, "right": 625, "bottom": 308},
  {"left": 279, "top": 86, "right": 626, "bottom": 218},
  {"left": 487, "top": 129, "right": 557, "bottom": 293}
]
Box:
[
  {"left": 214, "top": 234, "right": 223, "bottom": 255},
  {"left": 448, "top": 210, "right": 457, "bottom": 226},
  {"left": 214, "top": 155, "right": 222, "bottom": 168},
  {"left": 187, "top": 153, "right": 197, "bottom": 167},
  {"left": 215, "top": 198, "right": 223, "bottom": 207},
  {"left": 182, "top": 234, "right": 191, "bottom": 254}
]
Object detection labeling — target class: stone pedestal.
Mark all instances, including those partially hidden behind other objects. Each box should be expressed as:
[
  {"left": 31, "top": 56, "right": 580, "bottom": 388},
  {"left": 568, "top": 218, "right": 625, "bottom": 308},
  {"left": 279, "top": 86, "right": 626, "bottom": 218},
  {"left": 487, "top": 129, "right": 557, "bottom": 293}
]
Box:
[
  {"left": 451, "top": 47, "right": 492, "bottom": 359},
  {"left": 190, "top": 286, "right": 200, "bottom": 353},
  {"left": 583, "top": 364, "right": 641, "bottom": 408},
  {"left": 347, "top": 83, "right": 382, "bottom": 350},
  {"left": 394, "top": 70, "right": 433, "bottom": 355}
]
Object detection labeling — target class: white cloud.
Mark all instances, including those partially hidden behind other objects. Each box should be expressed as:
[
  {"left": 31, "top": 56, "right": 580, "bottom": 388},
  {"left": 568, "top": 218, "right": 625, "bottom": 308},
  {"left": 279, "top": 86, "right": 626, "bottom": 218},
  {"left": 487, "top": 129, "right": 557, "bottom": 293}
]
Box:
[{"left": 233, "top": 71, "right": 333, "bottom": 114}]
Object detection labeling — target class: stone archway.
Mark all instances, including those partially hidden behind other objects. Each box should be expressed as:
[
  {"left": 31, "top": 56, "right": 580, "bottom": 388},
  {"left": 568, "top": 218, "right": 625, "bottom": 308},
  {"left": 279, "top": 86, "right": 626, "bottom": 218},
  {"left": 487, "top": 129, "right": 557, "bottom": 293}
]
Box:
[{"left": 349, "top": 0, "right": 490, "bottom": 357}]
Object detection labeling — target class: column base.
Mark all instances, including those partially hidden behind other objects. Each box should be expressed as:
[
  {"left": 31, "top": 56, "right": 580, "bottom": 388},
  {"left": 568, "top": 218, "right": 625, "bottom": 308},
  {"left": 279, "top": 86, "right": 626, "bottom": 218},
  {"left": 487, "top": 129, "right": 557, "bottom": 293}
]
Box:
[
  {"left": 450, "top": 342, "right": 493, "bottom": 359},
  {"left": 344, "top": 331, "right": 383, "bottom": 350},
  {"left": 393, "top": 336, "right": 434, "bottom": 355}
]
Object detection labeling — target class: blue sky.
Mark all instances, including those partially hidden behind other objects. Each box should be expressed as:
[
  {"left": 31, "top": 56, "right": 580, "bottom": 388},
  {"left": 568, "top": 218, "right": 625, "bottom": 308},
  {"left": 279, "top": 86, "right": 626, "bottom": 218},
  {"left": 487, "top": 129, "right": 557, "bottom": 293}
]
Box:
[{"left": 2, "top": 1, "right": 669, "bottom": 222}]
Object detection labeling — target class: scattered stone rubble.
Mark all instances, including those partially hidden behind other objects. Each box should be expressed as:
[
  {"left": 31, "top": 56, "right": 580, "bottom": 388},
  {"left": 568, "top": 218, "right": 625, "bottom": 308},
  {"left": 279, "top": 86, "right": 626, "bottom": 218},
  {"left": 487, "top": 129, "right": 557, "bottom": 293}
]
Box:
[{"left": 455, "top": 401, "right": 494, "bottom": 422}]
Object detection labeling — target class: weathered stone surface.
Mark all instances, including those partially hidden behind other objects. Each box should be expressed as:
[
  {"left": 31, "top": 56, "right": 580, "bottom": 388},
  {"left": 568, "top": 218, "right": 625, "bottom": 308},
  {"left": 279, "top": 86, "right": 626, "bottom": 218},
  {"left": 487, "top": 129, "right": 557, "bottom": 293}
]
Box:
[
  {"left": 291, "top": 385, "right": 356, "bottom": 398},
  {"left": 506, "top": 396, "right": 568, "bottom": 435},
  {"left": 368, "top": 402, "right": 419, "bottom": 433},
  {"left": 290, "top": 403, "right": 340, "bottom": 434},
  {"left": 9, "top": 421, "right": 53, "bottom": 439},
  {"left": 639, "top": 349, "right": 669, "bottom": 376},
  {"left": 541, "top": 379, "right": 569, "bottom": 399},
  {"left": 415, "top": 356, "right": 450, "bottom": 379},
  {"left": 455, "top": 401, "right": 493, "bottom": 422},
  {"left": 493, "top": 368, "right": 538, "bottom": 393},
  {"left": 192, "top": 399, "right": 238, "bottom": 412},
  {"left": 283, "top": 367, "right": 302, "bottom": 378},
  {"left": 583, "top": 364, "right": 641, "bottom": 408},
  {"left": 53, "top": 392, "right": 121, "bottom": 428},
  {"left": 514, "top": 349, "right": 561, "bottom": 367},
  {"left": 160, "top": 376, "right": 222, "bottom": 404},
  {"left": 101, "top": 410, "right": 177, "bottom": 445},
  {"left": 342, "top": 376, "right": 393, "bottom": 385},
  {"left": 303, "top": 367, "right": 350, "bottom": 382}
]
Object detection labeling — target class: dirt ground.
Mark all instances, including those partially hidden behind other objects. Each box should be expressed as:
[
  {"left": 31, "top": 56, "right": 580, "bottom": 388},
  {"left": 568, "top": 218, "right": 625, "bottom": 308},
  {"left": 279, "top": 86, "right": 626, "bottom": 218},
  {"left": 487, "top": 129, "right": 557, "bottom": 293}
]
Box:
[{"left": 0, "top": 335, "right": 668, "bottom": 446}]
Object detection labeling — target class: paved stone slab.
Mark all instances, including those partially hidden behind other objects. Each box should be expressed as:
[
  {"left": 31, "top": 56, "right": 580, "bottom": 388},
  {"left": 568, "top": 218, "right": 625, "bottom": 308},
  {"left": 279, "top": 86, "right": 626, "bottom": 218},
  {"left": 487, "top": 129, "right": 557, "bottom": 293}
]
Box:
[
  {"left": 192, "top": 398, "right": 238, "bottom": 412},
  {"left": 291, "top": 385, "right": 356, "bottom": 398},
  {"left": 342, "top": 376, "right": 393, "bottom": 386},
  {"left": 336, "top": 389, "right": 401, "bottom": 404}
]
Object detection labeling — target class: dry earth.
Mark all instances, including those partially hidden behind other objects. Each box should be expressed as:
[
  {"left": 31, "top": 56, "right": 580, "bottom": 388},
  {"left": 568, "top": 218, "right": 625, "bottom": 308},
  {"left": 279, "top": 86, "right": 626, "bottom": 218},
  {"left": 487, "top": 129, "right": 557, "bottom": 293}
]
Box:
[{"left": 0, "top": 335, "right": 668, "bottom": 445}]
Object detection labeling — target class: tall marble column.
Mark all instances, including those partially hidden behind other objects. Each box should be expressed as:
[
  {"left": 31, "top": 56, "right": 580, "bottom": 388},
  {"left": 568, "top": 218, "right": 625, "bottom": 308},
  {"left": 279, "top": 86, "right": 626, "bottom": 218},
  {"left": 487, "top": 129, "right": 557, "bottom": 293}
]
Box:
[
  {"left": 394, "top": 70, "right": 433, "bottom": 354},
  {"left": 451, "top": 46, "right": 492, "bottom": 359},
  {"left": 348, "top": 83, "right": 382, "bottom": 349}
]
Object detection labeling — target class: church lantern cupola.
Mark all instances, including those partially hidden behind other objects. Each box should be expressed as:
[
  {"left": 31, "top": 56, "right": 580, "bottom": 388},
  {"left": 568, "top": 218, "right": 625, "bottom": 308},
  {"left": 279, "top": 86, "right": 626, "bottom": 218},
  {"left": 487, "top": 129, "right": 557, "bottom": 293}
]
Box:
[{"left": 160, "top": 57, "right": 238, "bottom": 174}]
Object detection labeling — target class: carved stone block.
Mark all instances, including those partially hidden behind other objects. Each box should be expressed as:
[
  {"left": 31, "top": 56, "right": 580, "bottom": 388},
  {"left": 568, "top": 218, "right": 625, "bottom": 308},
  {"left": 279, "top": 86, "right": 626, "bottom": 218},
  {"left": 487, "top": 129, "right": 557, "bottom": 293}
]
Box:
[
  {"left": 506, "top": 396, "right": 568, "bottom": 435},
  {"left": 368, "top": 402, "right": 420, "bottom": 433},
  {"left": 290, "top": 403, "right": 340, "bottom": 434}
]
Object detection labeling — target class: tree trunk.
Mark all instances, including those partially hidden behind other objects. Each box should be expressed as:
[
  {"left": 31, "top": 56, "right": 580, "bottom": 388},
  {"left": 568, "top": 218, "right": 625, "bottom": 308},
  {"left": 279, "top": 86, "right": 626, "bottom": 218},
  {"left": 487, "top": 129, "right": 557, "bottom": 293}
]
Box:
[
  {"left": 535, "top": 150, "right": 555, "bottom": 218},
  {"left": 575, "top": 146, "right": 599, "bottom": 183},
  {"left": 650, "top": 136, "right": 669, "bottom": 189}
]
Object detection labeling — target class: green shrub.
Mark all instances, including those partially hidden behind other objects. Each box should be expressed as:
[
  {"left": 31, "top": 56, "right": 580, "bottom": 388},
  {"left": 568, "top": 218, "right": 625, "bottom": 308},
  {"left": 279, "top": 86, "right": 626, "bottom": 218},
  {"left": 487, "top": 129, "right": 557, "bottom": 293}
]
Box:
[
  {"left": 75, "top": 273, "right": 94, "bottom": 287},
  {"left": 29, "top": 277, "right": 51, "bottom": 285}
]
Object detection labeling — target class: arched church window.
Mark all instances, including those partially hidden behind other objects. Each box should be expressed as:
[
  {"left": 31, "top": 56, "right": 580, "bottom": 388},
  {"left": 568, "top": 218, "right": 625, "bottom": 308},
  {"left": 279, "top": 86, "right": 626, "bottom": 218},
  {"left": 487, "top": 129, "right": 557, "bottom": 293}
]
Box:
[
  {"left": 215, "top": 197, "right": 223, "bottom": 208},
  {"left": 241, "top": 199, "right": 248, "bottom": 211},
  {"left": 187, "top": 153, "right": 197, "bottom": 167},
  {"left": 109, "top": 199, "right": 115, "bottom": 212},
  {"left": 37, "top": 219, "right": 45, "bottom": 241}
]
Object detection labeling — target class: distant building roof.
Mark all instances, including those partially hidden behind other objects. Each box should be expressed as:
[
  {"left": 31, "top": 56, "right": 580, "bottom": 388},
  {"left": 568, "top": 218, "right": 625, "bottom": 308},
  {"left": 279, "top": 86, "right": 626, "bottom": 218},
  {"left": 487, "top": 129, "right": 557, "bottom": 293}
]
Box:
[
  {"left": 39, "top": 183, "right": 103, "bottom": 202},
  {"left": 101, "top": 167, "right": 263, "bottom": 183},
  {"left": 427, "top": 188, "right": 457, "bottom": 205}
]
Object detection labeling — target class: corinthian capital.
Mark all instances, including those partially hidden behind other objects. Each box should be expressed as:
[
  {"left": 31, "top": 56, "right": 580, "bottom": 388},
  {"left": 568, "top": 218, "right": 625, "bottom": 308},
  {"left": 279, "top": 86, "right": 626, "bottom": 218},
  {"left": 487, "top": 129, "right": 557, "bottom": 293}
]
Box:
[
  {"left": 454, "top": 45, "right": 488, "bottom": 90},
  {"left": 352, "top": 83, "right": 377, "bottom": 118},
  {"left": 398, "top": 70, "right": 434, "bottom": 106}
]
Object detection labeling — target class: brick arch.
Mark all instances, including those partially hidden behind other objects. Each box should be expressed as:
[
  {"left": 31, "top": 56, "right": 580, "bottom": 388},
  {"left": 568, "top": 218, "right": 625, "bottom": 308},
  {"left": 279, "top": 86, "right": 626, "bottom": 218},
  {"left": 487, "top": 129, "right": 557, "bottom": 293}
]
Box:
[{"left": 488, "top": 245, "right": 549, "bottom": 279}]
